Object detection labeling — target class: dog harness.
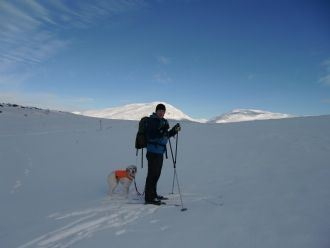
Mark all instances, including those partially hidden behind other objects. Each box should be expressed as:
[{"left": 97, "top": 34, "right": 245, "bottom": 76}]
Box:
[{"left": 115, "top": 170, "right": 134, "bottom": 181}]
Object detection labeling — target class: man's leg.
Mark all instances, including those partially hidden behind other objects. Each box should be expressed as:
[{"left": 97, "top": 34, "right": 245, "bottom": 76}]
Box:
[{"left": 145, "top": 152, "right": 163, "bottom": 201}]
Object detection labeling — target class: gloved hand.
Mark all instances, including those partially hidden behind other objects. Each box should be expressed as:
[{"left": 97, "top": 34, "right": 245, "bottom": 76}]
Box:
[
  {"left": 173, "top": 123, "right": 181, "bottom": 133},
  {"left": 168, "top": 123, "right": 181, "bottom": 137},
  {"left": 175, "top": 123, "right": 181, "bottom": 132},
  {"left": 159, "top": 122, "right": 169, "bottom": 134}
]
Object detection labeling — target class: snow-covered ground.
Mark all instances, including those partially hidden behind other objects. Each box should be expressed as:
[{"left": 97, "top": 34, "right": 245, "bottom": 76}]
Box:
[{"left": 1, "top": 104, "right": 330, "bottom": 248}]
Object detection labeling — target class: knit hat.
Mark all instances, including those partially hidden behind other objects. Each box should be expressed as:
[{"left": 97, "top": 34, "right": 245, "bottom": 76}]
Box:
[{"left": 155, "top": 103, "right": 166, "bottom": 112}]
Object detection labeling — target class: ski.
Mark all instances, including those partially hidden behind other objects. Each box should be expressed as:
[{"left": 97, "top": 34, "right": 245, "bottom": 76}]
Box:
[
  {"left": 145, "top": 201, "right": 166, "bottom": 206},
  {"left": 126, "top": 199, "right": 181, "bottom": 207},
  {"left": 123, "top": 193, "right": 186, "bottom": 210}
]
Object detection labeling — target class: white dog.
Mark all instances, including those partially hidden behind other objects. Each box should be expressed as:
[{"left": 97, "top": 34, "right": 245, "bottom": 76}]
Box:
[{"left": 107, "top": 165, "right": 137, "bottom": 197}]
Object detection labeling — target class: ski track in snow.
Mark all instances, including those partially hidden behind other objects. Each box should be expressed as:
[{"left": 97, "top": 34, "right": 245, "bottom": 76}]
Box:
[
  {"left": 10, "top": 180, "right": 22, "bottom": 193},
  {"left": 17, "top": 198, "right": 159, "bottom": 248},
  {"left": 17, "top": 193, "right": 219, "bottom": 248}
]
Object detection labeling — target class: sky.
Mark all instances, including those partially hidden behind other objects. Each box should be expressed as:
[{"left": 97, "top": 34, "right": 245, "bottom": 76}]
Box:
[{"left": 0, "top": 0, "right": 330, "bottom": 119}]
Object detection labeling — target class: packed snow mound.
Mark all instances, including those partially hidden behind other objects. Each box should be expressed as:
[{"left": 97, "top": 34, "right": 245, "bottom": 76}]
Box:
[
  {"left": 209, "top": 109, "right": 295, "bottom": 123},
  {"left": 76, "top": 102, "right": 201, "bottom": 122}
]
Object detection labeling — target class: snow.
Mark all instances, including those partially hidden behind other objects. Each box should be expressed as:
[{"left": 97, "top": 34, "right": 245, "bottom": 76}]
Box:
[
  {"left": 1, "top": 104, "right": 330, "bottom": 248},
  {"left": 76, "top": 102, "right": 203, "bottom": 122},
  {"left": 75, "top": 102, "right": 294, "bottom": 123},
  {"left": 209, "top": 109, "right": 295, "bottom": 123}
]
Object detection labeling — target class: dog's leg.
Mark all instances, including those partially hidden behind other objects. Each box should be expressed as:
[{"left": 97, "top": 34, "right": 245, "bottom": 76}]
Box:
[
  {"left": 107, "top": 172, "right": 118, "bottom": 196},
  {"left": 121, "top": 178, "right": 132, "bottom": 198}
]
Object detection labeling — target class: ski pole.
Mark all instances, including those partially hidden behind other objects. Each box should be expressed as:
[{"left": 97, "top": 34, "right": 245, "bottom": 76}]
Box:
[
  {"left": 174, "top": 168, "right": 187, "bottom": 211},
  {"left": 169, "top": 138, "right": 176, "bottom": 194},
  {"left": 169, "top": 133, "right": 187, "bottom": 211},
  {"left": 169, "top": 134, "right": 179, "bottom": 194},
  {"left": 134, "top": 178, "right": 143, "bottom": 196}
]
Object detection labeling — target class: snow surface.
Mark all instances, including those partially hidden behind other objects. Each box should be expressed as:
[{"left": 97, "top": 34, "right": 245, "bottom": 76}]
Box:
[{"left": 1, "top": 104, "right": 330, "bottom": 248}]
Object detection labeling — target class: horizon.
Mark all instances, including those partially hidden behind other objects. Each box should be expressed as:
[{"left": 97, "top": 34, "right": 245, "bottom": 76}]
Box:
[
  {"left": 0, "top": 0, "right": 329, "bottom": 119},
  {"left": 4, "top": 101, "right": 323, "bottom": 124}
]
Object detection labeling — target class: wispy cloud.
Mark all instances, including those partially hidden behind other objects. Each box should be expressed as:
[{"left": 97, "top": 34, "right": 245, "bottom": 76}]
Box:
[
  {"left": 319, "top": 59, "right": 330, "bottom": 86},
  {"left": 154, "top": 56, "right": 173, "bottom": 84},
  {"left": 153, "top": 71, "right": 173, "bottom": 85},
  {"left": 320, "top": 75, "right": 330, "bottom": 86},
  {"left": 322, "top": 98, "right": 330, "bottom": 104},
  {"left": 0, "top": 70, "right": 33, "bottom": 86},
  {"left": 0, "top": 0, "right": 146, "bottom": 85},
  {"left": 247, "top": 73, "right": 258, "bottom": 80},
  {"left": 0, "top": 1, "right": 66, "bottom": 69},
  {"left": 157, "top": 56, "right": 172, "bottom": 65},
  {"left": 0, "top": 0, "right": 147, "bottom": 110}
]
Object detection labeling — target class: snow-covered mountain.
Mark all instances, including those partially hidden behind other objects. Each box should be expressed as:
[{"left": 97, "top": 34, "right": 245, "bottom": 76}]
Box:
[
  {"left": 76, "top": 102, "right": 203, "bottom": 122},
  {"left": 209, "top": 109, "right": 295, "bottom": 123},
  {"left": 1, "top": 103, "right": 330, "bottom": 248},
  {"left": 76, "top": 102, "right": 294, "bottom": 123}
]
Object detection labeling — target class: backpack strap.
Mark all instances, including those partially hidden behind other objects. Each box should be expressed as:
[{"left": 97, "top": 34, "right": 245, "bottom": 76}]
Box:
[
  {"left": 136, "top": 148, "right": 144, "bottom": 169},
  {"left": 141, "top": 148, "right": 144, "bottom": 168}
]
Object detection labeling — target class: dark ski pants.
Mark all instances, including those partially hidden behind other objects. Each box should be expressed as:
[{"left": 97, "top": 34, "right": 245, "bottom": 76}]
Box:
[{"left": 145, "top": 152, "right": 163, "bottom": 201}]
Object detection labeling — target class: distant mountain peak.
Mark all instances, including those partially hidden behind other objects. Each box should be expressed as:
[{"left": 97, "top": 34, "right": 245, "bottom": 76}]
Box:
[
  {"left": 75, "top": 102, "right": 295, "bottom": 123},
  {"left": 209, "top": 109, "right": 295, "bottom": 123},
  {"left": 77, "top": 102, "right": 201, "bottom": 122}
]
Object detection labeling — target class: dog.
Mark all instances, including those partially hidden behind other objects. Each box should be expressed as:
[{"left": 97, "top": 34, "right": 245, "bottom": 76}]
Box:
[{"left": 107, "top": 165, "right": 137, "bottom": 197}]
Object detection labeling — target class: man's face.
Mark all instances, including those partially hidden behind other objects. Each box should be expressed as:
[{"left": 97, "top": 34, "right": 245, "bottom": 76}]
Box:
[{"left": 156, "top": 109, "right": 165, "bottom": 119}]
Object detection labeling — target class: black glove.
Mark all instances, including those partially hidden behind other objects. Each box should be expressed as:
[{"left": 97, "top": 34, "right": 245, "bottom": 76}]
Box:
[
  {"left": 174, "top": 123, "right": 181, "bottom": 132},
  {"left": 170, "top": 123, "right": 181, "bottom": 134},
  {"left": 159, "top": 122, "right": 169, "bottom": 134}
]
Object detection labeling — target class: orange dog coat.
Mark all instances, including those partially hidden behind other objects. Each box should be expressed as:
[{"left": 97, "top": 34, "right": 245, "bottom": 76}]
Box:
[{"left": 115, "top": 170, "right": 134, "bottom": 181}]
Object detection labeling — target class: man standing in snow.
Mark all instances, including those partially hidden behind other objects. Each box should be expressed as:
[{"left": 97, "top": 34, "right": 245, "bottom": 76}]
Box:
[{"left": 144, "top": 103, "right": 181, "bottom": 205}]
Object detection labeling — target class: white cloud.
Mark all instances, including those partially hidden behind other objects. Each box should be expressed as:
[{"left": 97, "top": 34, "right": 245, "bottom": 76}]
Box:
[
  {"left": 154, "top": 56, "right": 173, "bottom": 84},
  {"left": 0, "top": 1, "right": 67, "bottom": 85},
  {"left": 0, "top": 1, "right": 147, "bottom": 112},
  {"left": 153, "top": 72, "right": 173, "bottom": 85},
  {"left": 0, "top": 0, "right": 150, "bottom": 113},
  {"left": 322, "top": 98, "right": 330, "bottom": 104},
  {"left": 320, "top": 75, "right": 330, "bottom": 86},
  {"left": 157, "top": 56, "right": 172, "bottom": 65},
  {"left": 0, "top": 0, "right": 146, "bottom": 85},
  {"left": 0, "top": 71, "right": 33, "bottom": 86},
  {"left": 319, "top": 59, "right": 330, "bottom": 86},
  {"left": 247, "top": 73, "right": 257, "bottom": 80}
]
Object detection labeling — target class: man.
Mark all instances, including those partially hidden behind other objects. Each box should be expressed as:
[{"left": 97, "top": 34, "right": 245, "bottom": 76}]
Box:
[{"left": 144, "top": 103, "right": 181, "bottom": 205}]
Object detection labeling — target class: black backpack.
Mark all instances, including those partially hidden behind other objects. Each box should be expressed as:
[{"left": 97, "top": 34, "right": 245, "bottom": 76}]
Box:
[
  {"left": 135, "top": 116, "right": 149, "bottom": 168},
  {"left": 135, "top": 116, "right": 149, "bottom": 149}
]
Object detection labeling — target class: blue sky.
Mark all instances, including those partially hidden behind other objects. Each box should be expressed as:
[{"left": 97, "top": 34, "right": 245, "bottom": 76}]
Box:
[{"left": 0, "top": 0, "right": 329, "bottom": 119}]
